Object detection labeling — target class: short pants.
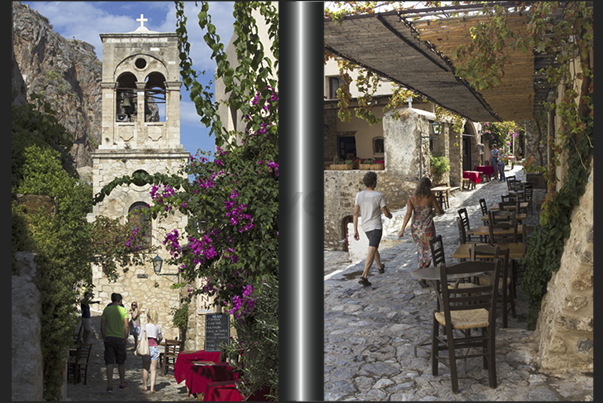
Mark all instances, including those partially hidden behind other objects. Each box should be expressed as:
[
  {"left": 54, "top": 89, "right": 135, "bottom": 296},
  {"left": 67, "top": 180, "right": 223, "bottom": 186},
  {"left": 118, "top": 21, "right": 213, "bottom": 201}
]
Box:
[
  {"left": 82, "top": 317, "right": 91, "bottom": 332},
  {"left": 104, "top": 337, "right": 127, "bottom": 365},
  {"left": 142, "top": 346, "right": 160, "bottom": 362},
  {"left": 365, "top": 229, "right": 383, "bottom": 248}
]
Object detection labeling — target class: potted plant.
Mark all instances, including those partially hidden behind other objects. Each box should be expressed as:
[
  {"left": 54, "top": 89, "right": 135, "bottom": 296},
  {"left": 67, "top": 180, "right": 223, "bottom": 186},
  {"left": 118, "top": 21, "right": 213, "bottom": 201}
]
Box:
[
  {"left": 359, "top": 157, "right": 384, "bottom": 170},
  {"left": 430, "top": 154, "right": 450, "bottom": 182},
  {"left": 331, "top": 155, "right": 350, "bottom": 170}
]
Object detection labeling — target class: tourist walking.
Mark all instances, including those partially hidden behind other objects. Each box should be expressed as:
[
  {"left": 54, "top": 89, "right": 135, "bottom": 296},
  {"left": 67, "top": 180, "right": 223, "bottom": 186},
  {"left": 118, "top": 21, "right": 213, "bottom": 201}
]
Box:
[
  {"left": 80, "top": 291, "right": 99, "bottom": 345},
  {"left": 491, "top": 145, "right": 499, "bottom": 180},
  {"left": 101, "top": 293, "right": 129, "bottom": 392},
  {"left": 498, "top": 152, "right": 506, "bottom": 181},
  {"left": 129, "top": 301, "right": 141, "bottom": 348},
  {"left": 141, "top": 308, "right": 163, "bottom": 393},
  {"left": 398, "top": 177, "right": 443, "bottom": 287},
  {"left": 353, "top": 171, "right": 393, "bottom": 286}
]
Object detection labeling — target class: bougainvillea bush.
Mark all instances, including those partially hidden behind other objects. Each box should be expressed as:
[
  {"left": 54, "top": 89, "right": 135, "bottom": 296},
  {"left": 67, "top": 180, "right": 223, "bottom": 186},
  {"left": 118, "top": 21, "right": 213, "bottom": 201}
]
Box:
[{"left": 94, "top": 1, "right": 279, "bottom": 398}]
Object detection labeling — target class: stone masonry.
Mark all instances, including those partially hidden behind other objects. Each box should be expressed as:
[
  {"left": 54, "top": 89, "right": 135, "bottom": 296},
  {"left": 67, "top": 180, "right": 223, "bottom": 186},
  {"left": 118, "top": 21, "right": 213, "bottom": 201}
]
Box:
[
  {"left": 88, "top": 22, "right": 199, "bottom": 347},
  {"left": 324, "top": 108, "right": 464, "bottom": 251},
  {"left": 534, "top": 162, "right": 593, "bottom": 372}
]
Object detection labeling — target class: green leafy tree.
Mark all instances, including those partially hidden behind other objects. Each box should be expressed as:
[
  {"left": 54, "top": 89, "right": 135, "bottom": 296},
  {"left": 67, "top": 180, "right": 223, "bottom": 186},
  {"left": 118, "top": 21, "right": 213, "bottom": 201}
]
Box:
[
  {"left": 95, "top": 2, "right": 279, "bottom": 398},
  {"left": 12, "top": 101, "right": 154, "bottom": 399}
]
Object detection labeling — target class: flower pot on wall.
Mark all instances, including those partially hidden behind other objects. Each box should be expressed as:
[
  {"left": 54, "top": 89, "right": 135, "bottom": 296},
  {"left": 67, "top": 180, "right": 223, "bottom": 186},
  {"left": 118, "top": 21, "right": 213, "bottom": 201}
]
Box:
[
  {"left": 331, "top": 163, "right": 353, "bottom": 170},
  {"left": 360, "top": 163, "right": 384, "bottom": 170}
]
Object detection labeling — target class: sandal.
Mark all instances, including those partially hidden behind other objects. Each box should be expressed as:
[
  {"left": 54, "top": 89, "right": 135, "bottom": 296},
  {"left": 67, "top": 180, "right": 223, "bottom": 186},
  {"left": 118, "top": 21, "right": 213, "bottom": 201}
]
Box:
[
  {"left": 378, "top": 264, "right": 385, "bottom": 274},
  {"left": 358, "top": 277, "right": 372, "bottom": 286}
]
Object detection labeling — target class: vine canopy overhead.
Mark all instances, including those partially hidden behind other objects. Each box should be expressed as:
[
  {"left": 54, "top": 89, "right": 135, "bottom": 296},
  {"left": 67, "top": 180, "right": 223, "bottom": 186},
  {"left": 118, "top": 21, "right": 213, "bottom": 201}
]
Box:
[{"left": 324, "top": 3, "right": 568, "bottom": 122}]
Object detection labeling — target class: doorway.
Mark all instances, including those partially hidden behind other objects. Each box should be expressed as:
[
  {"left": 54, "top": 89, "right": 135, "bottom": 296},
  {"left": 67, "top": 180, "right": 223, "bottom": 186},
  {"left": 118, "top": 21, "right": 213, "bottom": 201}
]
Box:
[{"left": 462, "top": 135, "right": 472, "bottom": 171}]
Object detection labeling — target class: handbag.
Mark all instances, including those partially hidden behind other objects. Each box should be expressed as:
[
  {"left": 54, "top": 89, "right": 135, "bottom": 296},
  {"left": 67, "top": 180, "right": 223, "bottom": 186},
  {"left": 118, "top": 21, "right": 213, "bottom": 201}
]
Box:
[{"left": 136, "top": 323, "right": 150, "bottom": 356}]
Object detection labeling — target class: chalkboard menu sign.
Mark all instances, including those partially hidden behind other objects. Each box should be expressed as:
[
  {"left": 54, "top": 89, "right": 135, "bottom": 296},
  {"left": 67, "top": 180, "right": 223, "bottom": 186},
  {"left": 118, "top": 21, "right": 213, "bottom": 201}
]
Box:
[{"left": 204, "top": 313, "right": 230, "bottom": 352}]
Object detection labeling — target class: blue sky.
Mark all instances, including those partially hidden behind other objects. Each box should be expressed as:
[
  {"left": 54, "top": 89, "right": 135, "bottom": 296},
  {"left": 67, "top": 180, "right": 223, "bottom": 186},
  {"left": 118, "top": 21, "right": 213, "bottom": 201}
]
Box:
[{"left": 23, "top": 1, "right": 236, "bottom": 160}]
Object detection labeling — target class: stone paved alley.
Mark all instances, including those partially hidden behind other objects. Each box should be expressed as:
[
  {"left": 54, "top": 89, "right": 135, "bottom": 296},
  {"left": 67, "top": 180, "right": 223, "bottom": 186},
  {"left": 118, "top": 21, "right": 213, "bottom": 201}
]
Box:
[
  {"left": 324, "top": 165, "right": 594, "bottom": 401},
  {"left": 65, "top": 313, "right": 196, "bottom": 401}
]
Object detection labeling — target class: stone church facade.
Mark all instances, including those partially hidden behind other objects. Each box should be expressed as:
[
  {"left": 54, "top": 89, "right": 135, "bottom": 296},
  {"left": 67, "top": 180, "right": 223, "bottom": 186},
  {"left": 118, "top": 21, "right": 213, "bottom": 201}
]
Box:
[{"left": 87, "top": 21, "right": 208, "bottom": 349}]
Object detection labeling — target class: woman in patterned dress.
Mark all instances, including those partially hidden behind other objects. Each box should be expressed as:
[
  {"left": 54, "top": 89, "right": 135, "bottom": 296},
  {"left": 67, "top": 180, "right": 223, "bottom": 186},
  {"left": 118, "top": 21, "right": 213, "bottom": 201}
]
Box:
[{"left": 398, "top": 177, "right": 443, "bottom": 287}]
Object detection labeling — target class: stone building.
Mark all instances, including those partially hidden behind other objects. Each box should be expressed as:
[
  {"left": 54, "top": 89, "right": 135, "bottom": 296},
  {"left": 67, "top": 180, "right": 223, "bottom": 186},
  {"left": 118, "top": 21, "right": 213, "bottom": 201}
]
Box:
[
  {"left": 87, "top": 19, "right": 194, "bottom": 345},
  {"left": 323, "top": 58, "right": 483, "bottom": 251}
]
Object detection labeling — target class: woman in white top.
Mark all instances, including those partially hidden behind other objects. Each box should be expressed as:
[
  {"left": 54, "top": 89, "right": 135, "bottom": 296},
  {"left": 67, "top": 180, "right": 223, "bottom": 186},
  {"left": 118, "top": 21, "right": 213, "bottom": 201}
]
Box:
[{"left": 142, "top": 308, "right": 163, "bottom": 393}]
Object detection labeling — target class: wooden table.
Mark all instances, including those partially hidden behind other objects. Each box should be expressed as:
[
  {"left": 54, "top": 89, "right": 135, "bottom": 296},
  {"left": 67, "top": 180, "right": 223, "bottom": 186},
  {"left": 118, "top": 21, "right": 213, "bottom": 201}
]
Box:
[
  {"left": 431, "top": 186, "right": 451, "bottom": 210},
  {"left": 475, "top": 165, "right": 494, "bottom": 179},
  {"left": 467, "top": 225, "right": 531, "bottom": 237},
  {"left": 463, "top": 171, "right": 481, "bottom": 187},
  {"left": 481, "top": 213, "right": 527, "bottom": 222},
  {"left": 453, "top": 242, "right": 526, "bottom": 260},
  {"left": 490, "top": 202, "right": 529, "bottom": 211}
]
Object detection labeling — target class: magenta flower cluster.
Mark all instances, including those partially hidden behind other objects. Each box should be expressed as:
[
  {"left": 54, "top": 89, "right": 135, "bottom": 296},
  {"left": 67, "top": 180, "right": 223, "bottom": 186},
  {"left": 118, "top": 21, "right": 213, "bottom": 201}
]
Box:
[
  {"left": 150, "top": 184, "right": 176, "bottom": 212},
  {"left": 257, "top": 160, "right": 279, "bottom": 177},
  {"left": 224, "top": 189, "right": 254, "bottom": 233},
  {"left": 229, "top": 284, "right": 256, "bottom": 319},
  {"left": 243, "top": 86, "right": 278, "bottom": 140},
  {"left": 163, "top": 229, "right": 181, "bottom": 259},
  {"left": 125, "top": 227, "right": 141, "bottom": 250}
]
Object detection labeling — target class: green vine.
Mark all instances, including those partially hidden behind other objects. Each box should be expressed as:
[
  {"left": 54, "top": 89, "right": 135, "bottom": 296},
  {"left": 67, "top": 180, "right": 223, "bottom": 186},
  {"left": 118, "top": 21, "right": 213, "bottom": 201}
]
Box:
[{"left": 520, "top": 116, "right": 592, "bottom": 329}]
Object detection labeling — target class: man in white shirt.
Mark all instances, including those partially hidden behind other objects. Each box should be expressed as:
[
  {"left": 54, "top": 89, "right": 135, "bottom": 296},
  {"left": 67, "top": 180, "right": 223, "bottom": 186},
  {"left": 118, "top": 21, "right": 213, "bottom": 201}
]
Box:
[{"left": 353, "top": 171, "right": 392, "bottom": 286}]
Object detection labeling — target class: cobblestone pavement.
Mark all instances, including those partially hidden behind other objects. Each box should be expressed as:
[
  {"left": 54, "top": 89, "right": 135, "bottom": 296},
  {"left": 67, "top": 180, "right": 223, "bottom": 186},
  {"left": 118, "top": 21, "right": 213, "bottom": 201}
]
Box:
[
  {"left": 324, "top": 166, "right": 594, "bottom": 401},
  {"left": 65, "top": 312, "right": 196, "bottom": 401}
]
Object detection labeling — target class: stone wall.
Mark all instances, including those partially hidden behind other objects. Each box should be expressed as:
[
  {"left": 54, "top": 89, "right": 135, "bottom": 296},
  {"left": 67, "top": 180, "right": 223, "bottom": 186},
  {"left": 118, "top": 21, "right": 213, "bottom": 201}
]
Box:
[
  {"left": 534, "top": 163, "right": 593, "bottom": 372},
  {"left": 12, "top": 252, "right": 44, "bottom": 401}
]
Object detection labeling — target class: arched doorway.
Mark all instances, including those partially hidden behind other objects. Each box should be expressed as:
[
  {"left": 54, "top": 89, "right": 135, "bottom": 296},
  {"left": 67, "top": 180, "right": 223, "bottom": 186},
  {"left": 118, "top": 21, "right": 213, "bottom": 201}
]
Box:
[{"left": 341, "top": 215, "right": 353, "bottom": 252}]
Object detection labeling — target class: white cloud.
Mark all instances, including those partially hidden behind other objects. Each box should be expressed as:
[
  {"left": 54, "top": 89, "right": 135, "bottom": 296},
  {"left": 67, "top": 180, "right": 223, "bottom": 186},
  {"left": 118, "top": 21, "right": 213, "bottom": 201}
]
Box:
[{"left": 24, "top": 1, "right": 235, "bottom": 71}]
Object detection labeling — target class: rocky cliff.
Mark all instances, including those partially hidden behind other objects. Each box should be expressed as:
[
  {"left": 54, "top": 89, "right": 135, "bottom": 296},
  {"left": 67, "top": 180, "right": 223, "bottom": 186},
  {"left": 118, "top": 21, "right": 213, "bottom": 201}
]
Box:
[{"left": 12, "top": 1, "right": 102, "bottom": 171}]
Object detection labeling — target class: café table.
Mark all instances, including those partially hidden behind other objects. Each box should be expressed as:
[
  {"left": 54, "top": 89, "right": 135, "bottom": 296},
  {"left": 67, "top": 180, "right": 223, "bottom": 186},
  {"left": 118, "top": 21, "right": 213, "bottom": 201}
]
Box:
[
  {"left": 463, "top": 171, "right": 482, "bottom": 187},
  {"left": 203, "top": 380, "right": 243, "bottom": 401},
  {"left": 467, "top": 224, "right": 531, "bottom": 238},
  {"left": 490, "top": 202, "right": 529, "bottom": 211},
  {"left": 174, "top": 350, "right": 221, "bottom": 387},
  {"left": 431, "top": 185, "right": 451, "bottom": 211},
  {"left": 481, "top": 212, "right": 527, "bottom": 223},
  {"left": 475, "top": 164, "right": 494, "bottom": 179},
  {"left": 453, "top": 242, "right": 526, "bottom": 261},
  {"left": 187, "top": 362, "right": 239, "bottom": 397},
  {"left": 409, "top": 265, "right": 484, "bottom": 357}
]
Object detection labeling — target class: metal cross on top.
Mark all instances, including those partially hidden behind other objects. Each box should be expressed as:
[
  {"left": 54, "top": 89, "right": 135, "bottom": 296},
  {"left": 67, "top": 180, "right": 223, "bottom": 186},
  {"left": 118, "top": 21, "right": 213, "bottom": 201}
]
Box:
[{"left": 136, "top": 14, "right": 148, "bottom": 28}]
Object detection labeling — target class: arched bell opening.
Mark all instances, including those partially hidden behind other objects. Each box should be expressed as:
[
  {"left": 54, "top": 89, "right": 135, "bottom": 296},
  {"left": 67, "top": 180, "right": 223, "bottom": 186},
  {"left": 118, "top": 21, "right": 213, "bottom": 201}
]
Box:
[
  {"left": 145, "top": 72, "right": 166, "bottom": 122},
  {"left": 116, "top": 72, "right": 138, "bottom": 122}
]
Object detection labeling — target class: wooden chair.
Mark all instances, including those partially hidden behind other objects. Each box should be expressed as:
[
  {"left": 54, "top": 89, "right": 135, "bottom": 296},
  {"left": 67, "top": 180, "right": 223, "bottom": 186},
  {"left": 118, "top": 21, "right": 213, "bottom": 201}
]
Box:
[
  {"left": 457, "top": 208, "right": 472, "bottom": 242},
  {"left": 478, "top": 199, "right": 489, "bottom": 242},
  {"left": 456, "top": 217, "right": 467, "bottom": 247},
  {"left": 161, "top": 339, "right": 181, "bottom": 376},
  {"left": 469, "top": 244, "right": 516, "bottom": 328},
  {"left": 522, "top": 184, "right": 534, "bottom": 213},
  {"left": 68, "top": 343, "right": 92, "bottom": 385},
  {"left": 488, "top": 212, "right": 518, "bottom": 244},
  {"left": 429, "top": 234, "right": 446, "bottom": 267},
  {"left": 431, "top": 260, "right": 501, "bottom": 394},
  {"left": 500, "top": 194, "right": 513, "bottom": 203}
]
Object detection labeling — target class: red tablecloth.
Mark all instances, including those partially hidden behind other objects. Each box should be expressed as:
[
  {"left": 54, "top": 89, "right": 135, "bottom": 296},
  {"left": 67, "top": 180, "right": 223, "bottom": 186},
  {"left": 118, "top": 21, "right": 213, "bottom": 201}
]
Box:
[
  {"left": 203, "top": 380, "right": 243, "bottom": 401},
  {"left": 174, "top": 351, "right": 221, "bottom": 385},
  {"left": 475, "top": 165, "right": 494, "bottom": 176},
  {"left": 463, "top": 171, "right": 482, "bottom": 184},
  {"left": 187, "top": 363, "right": 238, "bottom": 396}
]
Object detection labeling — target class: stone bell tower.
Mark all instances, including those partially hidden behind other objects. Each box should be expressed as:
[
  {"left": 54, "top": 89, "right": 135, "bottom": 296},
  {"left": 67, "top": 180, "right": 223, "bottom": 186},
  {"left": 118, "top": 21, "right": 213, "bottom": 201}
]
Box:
[{"left": 88, "top": 15, "right": 190, "bottom": 342}]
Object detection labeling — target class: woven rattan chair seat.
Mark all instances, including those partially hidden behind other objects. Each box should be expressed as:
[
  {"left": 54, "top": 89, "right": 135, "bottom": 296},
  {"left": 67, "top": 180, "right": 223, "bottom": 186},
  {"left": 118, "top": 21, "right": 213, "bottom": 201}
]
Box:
[{"left": 435, "top": 308, "right": 490, "bottom": 330}]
